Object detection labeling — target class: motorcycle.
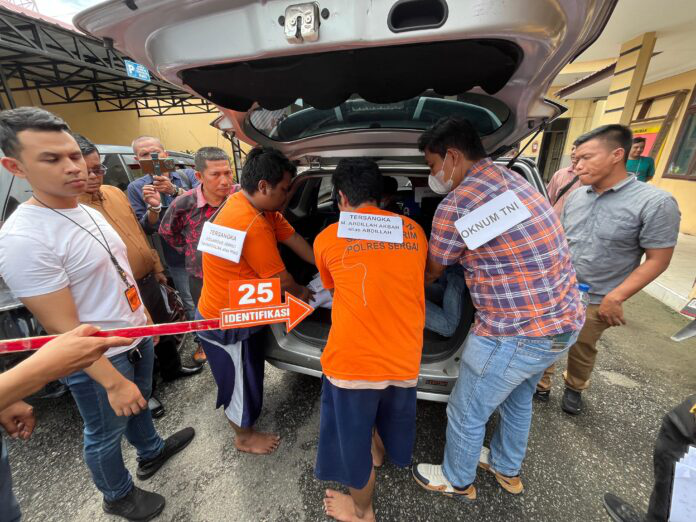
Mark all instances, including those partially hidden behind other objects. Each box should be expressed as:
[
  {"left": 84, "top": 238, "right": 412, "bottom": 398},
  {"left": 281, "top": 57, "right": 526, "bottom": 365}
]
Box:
[{"left": 672, "top": 279, "right": 696, "bottom": 342}]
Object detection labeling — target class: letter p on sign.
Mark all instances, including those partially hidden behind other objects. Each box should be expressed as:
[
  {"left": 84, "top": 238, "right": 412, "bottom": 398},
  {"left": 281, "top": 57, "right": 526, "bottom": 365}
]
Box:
[{"left": 229, "top": 279, "right": 282, "bottom": 308}]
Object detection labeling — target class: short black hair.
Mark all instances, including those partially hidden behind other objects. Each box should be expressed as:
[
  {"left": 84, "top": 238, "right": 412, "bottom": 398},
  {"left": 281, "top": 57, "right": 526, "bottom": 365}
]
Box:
[
  {"left": 72, "top": 132, "right": 98, "bottom": 157},
  {"left": 332, "top": 158, "right": 382, "bottom": 207},
  {"left": 575, "top": 124, "right": 633, "bottom": 163},
  {"left": 417, "top": 117, "right": 487, "bottom": 160},
  {"left": 195, "top": 146, "right": 230, "bottom": 172},
  {"left": 383, "top": 176, "right": 398, "bottom": 196},
  {"left": 0, "top": 107, "right": 70, "bottom": 159},
  {"left": 632, "top": 136, "right": 646, "bottom": 144},
  {"left": 240, "top": 146, "right": 296, "bottom": 194}
]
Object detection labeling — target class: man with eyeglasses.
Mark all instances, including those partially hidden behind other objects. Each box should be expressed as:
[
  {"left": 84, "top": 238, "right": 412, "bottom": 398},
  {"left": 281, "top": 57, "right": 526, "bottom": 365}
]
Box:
[
  {"left": 127, "top": 136, "right": 199, "bottom": 319},
  {"left": 75, "top": 134, "right": 203, "bottom": 418}
]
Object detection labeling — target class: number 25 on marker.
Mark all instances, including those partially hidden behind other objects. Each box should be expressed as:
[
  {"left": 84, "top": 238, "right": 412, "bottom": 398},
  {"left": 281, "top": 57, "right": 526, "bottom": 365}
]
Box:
[{"left": 229, "top": 279, "right": 281, "bottom": 308}]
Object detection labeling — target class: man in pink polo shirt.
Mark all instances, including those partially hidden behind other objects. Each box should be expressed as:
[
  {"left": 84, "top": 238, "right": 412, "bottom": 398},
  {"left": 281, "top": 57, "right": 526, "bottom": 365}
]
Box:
[{"left": 546, "top": 144, "right": 581, "bottom": 215}]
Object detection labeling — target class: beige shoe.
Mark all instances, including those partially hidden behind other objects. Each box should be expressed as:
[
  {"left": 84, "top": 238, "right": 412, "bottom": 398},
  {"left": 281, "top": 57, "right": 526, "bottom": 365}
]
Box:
[
  {"left": 478, "top": 447, "right": 524, "bottom": 495},
  {"left": 412, "top": 464, "right": 477, "bottom": 501},
  {"left": 192, "top": 345, "right": 207, "bottom": 364}
]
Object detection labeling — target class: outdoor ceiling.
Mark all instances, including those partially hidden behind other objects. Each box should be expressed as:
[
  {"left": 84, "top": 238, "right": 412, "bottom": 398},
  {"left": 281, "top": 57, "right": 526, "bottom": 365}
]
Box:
[
  {"left": 563, "top": 76, "right": 613, "bottom": 100},
  {"left": 556, "top": 0, "right": 696, "bottom": 99}
]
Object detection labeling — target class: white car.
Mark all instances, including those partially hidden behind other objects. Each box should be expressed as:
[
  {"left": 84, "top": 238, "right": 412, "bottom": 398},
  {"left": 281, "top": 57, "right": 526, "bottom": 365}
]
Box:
[{"left": 76, "top": 0, "right": 617, "bottom": 401}]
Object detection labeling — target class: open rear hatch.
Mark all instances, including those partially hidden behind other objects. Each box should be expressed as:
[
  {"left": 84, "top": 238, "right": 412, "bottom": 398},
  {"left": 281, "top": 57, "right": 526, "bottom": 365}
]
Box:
[{"left": 75, "top": 0, "right": 617, "bottom": 159}]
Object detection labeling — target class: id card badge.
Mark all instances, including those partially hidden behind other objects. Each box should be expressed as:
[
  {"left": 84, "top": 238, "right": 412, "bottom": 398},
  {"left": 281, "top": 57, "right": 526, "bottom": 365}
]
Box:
[
  {"left": 454, "top": 190, "right": 532, "bottom": 250},
  {"left": 125, "top": 285, "right": 142, "bottom": 312},
  {"left": 197, "top": 221, "right": 246, "bottom": 263}
]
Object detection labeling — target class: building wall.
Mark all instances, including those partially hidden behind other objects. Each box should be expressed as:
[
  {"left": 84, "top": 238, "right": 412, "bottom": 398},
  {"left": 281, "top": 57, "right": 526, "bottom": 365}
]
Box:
[
  {"left": 522, "top": 94, "right": 604, "bottom": 169},
  {"left": 638, "top": 68, "right": 696, "bottom": 234},
  {"left": 3, "top": 86, "right": 233, "bottom": 157},
  {"left": 544, "top": 70, "right": 696, "bottom": 234}
]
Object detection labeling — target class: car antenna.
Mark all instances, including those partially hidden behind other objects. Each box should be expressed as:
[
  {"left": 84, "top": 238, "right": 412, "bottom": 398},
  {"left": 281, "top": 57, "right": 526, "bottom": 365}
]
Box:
[{"left": 506, "top": 120, "right": 547, "bottom": 169}]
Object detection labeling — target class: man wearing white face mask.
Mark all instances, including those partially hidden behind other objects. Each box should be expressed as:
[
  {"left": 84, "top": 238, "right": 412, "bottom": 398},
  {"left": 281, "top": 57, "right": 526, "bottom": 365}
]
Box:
[{"left": 412, "top": 117, "right": 583, "bottom": 501}]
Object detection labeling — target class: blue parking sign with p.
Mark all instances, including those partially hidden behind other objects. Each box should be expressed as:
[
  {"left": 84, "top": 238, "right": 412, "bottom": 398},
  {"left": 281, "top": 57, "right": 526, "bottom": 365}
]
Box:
[{"left": 124, "top": 59, "right": 151, "bottom": 82}]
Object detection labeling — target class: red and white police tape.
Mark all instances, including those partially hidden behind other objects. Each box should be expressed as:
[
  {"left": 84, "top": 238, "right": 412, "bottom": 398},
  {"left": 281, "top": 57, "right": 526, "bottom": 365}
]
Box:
[
  {"left": 0, "top": 319, "right": 222, "bottom": 354},
  {"left": 0, "top": 280, "right": 315, "bottom": 354},
  {"left": 0, "top": 293, "right": 314, "bottom": 354}
]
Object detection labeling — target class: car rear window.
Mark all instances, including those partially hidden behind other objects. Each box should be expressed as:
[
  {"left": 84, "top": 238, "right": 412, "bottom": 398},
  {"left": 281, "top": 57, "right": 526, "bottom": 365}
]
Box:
[
  {"left": 250, "top": 92, "right": 509, "bottom": 142},
  {"left": 102, "top": 154, "right": 132, "bottom": 192}
]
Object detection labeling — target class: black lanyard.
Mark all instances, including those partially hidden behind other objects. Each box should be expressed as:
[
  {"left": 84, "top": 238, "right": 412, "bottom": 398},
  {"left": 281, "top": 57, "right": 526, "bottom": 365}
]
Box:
[
  {"left": 33, "top": 196, "right": 133, "bottom": 289},
  {"left": 205, "top": 195, "right": 229, "bottom": 224}
]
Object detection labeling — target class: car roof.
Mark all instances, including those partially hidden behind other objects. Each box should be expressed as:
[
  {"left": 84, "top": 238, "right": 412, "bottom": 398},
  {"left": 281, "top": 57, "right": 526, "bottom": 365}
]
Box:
[{"left": 96, "top": 144, "right": 194, "bottom": 159}]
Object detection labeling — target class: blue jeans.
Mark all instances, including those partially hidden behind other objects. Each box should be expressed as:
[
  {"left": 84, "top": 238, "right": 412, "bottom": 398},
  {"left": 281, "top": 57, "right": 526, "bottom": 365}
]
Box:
[
  {"left": 0, "top": 437, "right": 21, "bottom": 522},
  {"left": 62, "top": 338, "right": 164, "bottom": 502},
  {"left": 425, "top": 266, "right": 466, "bottom": 337},
  {"left": 169, "top": 265, "right": 195, "bottom": 319},
  {"left": 442, "top": 330, "right": 579, "bottom": 487}
]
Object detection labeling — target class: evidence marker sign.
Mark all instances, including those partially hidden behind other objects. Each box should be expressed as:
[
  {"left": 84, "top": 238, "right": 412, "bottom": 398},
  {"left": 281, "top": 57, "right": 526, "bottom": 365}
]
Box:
[
  {"left": 223, "top": 279, "right": 314, "bottom": 332},
  {"left": 220, "top": 293, "right": 313, "bottom": 332}
]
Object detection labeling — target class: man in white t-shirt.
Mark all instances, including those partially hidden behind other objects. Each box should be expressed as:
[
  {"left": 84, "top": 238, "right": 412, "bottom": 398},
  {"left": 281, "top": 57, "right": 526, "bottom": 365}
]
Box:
[{"left": 0, "top": 107, "right": 195, "bottom": 521}]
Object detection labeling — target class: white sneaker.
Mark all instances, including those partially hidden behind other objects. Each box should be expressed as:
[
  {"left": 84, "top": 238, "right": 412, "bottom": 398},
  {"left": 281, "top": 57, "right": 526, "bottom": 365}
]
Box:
[
  {"left": 479, "top": 446, "right": 490, "bottom": 467},
  {"left": 412, "top": 463, "right": 476, "bottom": 501}
]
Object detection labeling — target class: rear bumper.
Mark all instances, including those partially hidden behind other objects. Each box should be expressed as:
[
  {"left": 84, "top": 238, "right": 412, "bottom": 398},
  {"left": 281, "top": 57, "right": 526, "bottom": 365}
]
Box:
[{"left": 263, "top": 325, "right": 457, "bottom": 403}]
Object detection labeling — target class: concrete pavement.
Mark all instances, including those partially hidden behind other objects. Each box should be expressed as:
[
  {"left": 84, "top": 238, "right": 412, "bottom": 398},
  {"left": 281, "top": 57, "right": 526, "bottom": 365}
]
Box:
[
  {"left": 644, "top": 233, "right": 696, "bottom": 313},
  {"left": 7, "top": 291, "right": 696, "bottom": 522}
]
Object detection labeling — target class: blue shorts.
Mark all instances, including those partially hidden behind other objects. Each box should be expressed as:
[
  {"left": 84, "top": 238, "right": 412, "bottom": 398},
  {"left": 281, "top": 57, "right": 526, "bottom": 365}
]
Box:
[
  {"left": 196, "top": 310, "right": 265, "bottom": 428},
  {"left": 315, "top": 377, "right": 417, "bottom": 489}
]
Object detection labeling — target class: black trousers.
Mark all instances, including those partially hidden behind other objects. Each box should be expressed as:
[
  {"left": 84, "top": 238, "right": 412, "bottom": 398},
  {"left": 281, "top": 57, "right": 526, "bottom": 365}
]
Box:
[
  {"left": 646, "top": 394, "right": 696, "bottom": 521},
  {"left": 189, "top": 275, "right": 203, "bottom": 308},
  {"left": 136, "top": 273, "right": 183, "bottom": 381}
]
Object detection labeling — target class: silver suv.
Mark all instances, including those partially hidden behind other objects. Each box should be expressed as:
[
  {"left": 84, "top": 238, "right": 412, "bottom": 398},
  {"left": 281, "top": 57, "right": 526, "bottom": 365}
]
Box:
[{"left": 76, "top": 0, "right": 617, "bottom": 400}]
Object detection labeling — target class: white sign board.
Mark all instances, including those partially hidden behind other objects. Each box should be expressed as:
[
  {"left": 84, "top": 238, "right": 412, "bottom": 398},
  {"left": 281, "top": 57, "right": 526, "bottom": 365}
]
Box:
[
  {"left": 454, "top": 190, "right": 531, "bottom": 250},
  {"left": 337, "top": 212, "right": 403, "bottom": 243},
  {"left": 197, "top": 221, "right": 246, "bottom": 263},
  {"left": 670, "top": 446, "right": 696, "bottom": 522}
]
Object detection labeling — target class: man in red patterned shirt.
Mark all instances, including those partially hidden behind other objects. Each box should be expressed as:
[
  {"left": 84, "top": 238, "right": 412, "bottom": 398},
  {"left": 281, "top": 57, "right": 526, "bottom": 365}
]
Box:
[
  {"left": 159, "top": 147, "right": 240, "bottom": 363},
  {"left": 412, "top": 118, "right": 584, "bottom": 501}
]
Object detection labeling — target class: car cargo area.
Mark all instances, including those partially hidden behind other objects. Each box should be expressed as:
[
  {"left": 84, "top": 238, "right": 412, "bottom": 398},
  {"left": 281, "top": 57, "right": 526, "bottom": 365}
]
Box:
[{"left": 279, "top": 169, "right": 475, "bottom": 363}]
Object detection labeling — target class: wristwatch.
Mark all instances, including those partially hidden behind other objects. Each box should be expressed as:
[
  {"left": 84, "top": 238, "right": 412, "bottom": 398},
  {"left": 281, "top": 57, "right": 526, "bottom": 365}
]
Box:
[{"left": 170, "top": 186, "right": 181, "bottom": 197}]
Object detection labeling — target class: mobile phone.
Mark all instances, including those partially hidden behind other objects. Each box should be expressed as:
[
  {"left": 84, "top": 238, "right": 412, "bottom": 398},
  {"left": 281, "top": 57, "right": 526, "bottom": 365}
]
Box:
[{"left": 139, "top": 152, "right": 176, "bottom": 177}]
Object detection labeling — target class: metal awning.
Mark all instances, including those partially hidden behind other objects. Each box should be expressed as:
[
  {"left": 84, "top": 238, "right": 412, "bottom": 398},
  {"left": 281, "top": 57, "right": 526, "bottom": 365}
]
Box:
[{"left": 0, "top": 3, "right": 215, "bottom": 116}]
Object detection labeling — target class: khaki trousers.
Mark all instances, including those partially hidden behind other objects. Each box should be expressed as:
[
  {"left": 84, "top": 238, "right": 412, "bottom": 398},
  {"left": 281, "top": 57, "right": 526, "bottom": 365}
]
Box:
[{"left": 537, "top": 304, "right": 611, "bottom": 392}]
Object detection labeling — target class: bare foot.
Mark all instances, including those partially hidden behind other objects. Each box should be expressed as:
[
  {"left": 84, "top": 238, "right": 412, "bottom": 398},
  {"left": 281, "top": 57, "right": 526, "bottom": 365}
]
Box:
[
  {"left": 234, "top": 430, "right": 280, "bottom": 455},
  {"left": 323, "top": 490, "right": 375, "bottom": 522},
  {"left": 371, "top": 431, "right": 385, "bottom": 468}
]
